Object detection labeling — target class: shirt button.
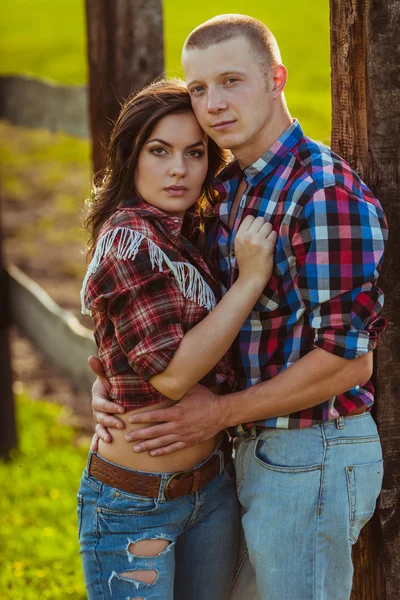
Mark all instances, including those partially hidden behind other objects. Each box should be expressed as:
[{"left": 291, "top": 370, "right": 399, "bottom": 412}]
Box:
[
  {"left": 230, "top": 250, "right": 235, "bottom": 259},
  {"left": 97, "top": 507, "right": 102, "bottom": 513},
  {"left": 173, "top": 219, "right": 180, "bottom": 223}
]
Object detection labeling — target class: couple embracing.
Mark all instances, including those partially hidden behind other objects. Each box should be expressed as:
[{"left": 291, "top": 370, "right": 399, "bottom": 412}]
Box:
[{"left": 78, "top": 14, "right": 388, "bottom": 600}]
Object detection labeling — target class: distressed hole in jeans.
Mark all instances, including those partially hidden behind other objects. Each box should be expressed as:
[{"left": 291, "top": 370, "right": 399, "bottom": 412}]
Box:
[
  {"left": 128, "top": 538, "right": 170, "bottom": 557},
  {"left": 119, "top": 569, "right": 157, "bottom": 585}
]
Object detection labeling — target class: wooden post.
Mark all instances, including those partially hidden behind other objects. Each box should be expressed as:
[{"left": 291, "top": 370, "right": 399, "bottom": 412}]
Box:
[
  {"left": 330, "top": 1, "right": 400, "bottom": 598},
  {"left": 85, "top": 0, "right": 164, "bottom": 174},
  {"left": 0, "top": 195, "right": 17, "bottom": 459}
]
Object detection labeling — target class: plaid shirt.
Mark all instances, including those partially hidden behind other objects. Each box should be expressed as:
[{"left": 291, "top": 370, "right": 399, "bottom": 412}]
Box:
[
  {"left": 81, "top": 197, "right": 235, "bottom": 408},
  {"left": 208, "top": 119, "right": 388, "bottom": 429}
]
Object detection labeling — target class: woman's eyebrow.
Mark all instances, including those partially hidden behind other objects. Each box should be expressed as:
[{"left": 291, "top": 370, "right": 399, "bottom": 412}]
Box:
[
  {"left": 186, "top": 141, "right": 206, "bottom": 149},
  {"left": 146, "top": 139, "right": 206, "bottom": 149},
  {"left": 146, "top": 138, "right": 172, "bottom": 147}
]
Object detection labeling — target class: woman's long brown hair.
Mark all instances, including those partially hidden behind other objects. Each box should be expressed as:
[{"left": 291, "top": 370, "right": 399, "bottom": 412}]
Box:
[{"left": 85, "top": 78, "right": 229, "bottom": 257}]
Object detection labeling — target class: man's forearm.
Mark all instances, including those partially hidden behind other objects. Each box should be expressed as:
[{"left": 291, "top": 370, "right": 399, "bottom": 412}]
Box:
[{"left": 220, "top": 348, "right": 373, "bottom": 427}]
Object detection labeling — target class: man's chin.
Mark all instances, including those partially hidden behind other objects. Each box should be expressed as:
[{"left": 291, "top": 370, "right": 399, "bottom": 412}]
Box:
[{"left": 207, "top": 131, "right": 242, "bottom": 150}]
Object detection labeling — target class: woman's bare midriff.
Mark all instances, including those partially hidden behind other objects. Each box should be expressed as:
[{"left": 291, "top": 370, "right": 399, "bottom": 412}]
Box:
[{"left": 97, "top": 387, "right": 223, "bottom": 473}]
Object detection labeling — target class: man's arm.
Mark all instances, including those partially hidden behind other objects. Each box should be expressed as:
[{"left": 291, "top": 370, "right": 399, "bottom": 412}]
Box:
[{"left": 125, "top": 348, "right": 372, "bottom": 455}]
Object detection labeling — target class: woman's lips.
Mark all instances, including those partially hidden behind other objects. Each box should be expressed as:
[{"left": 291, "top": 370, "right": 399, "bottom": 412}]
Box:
[{"left": 164, "top": 186, "right": 188, "bottom": 197}]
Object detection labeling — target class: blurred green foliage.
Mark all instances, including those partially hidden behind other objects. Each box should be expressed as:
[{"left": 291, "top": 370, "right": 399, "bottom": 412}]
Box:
[
  {"left": 0, "top": 391, "right": 88, "bottom": 599},
  {"left": 0, "top": 0, "right": 331, "bottom": 141}
]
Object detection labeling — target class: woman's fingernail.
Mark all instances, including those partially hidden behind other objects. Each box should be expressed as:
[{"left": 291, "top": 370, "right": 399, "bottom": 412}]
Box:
[
  {"left": 150, "top": 450, "right": 158, "bottom": 456},
  {"left": 118, "top": 408, "right": 124, "bottom": 413},
  {"left": 125, "top": 435, "right": 133, "bottom": 442},
  {"left": 134, "top": 446, "right": 142, "bottom": 452},
  {"left": 117, "top": 423, "right": 124, "bottom": 429}
]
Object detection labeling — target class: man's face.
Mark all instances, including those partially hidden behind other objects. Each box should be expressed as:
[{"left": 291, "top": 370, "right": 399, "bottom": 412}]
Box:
[{"left": 182, "top": 36, "right": 274, "bottom": 160}]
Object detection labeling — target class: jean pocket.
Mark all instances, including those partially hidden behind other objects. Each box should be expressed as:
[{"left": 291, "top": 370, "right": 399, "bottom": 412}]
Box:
[
  {"left": 253, "top": 432, "right": 322, "bottom": 473},
  {"left": 346, "top": 460, "right": 383, "bottom": 543},
  {"left": 77, "top": 494, "right": 83, "bottom": 538},
  {"left": 98, "top": 484, "right": 158, "bottom": 516}
]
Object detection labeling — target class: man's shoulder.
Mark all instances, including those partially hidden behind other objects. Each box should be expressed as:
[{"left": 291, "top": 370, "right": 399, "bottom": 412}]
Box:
[{"left": 290, "top": 135, "right": 384, "bottom": 212}]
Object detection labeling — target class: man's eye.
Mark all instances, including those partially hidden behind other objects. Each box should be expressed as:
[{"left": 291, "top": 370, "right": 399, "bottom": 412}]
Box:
[{"left": 225, "top": 77, "right": 239, "bottom": 85}]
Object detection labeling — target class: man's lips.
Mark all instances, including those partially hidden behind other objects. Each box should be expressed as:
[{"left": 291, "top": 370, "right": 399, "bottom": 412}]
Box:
[
  {"left": 164, "top": 186, "right": 188, "bottom": 197},
  {"left": 211, "top": 120, "right": 236, "bottom": 131}
]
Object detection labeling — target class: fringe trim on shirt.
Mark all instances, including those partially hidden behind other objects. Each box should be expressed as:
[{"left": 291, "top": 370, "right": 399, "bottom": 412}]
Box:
[{"left": 80, "top": 227, "right": 216, "bottom": 316}]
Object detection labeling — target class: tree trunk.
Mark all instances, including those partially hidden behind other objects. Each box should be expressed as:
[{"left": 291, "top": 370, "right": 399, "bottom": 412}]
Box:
[
  {"left": 330, "top": 1, "right": 400, "bottom": 598},
  {"left": 0, "top": 194, "right": 17, "bottom": 459},
  {"left": 85, "top": 0, "right": 164, "bottom": 174}
]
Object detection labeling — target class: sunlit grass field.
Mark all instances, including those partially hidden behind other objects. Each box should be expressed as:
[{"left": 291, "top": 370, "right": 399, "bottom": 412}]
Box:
[{"left": 0, "top": 393, "right": 88, "bottom": 599}]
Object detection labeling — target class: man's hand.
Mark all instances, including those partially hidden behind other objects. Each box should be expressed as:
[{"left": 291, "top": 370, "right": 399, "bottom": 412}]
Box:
[
  {"left": 125, "top": 385, "right": 226, "bottom": 456},
  {"left": 88, "top": 355, "right": 125, "bottom": 450}
]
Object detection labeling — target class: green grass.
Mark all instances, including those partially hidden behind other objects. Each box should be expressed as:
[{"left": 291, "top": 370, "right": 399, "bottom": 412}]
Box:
[
  {"left": 0, "top": 0, "right": 331, "bottom": 141},
  {"left": 0, "top": 390, "right": 88, "bottom": 599}
]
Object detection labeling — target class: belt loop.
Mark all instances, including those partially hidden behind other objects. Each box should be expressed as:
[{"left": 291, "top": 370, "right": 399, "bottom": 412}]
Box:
[
  {"left": 215, "top": 448, "right": 225, "bottom": 475},
  {"left": 250, "top": 425, "right": 257, "bottom": 440},
  {"left": 336, "top": 417, "right": 345, "bottom": 430},
  {"left": 157, "top": 474, "right": 167, "bottom": 503}
]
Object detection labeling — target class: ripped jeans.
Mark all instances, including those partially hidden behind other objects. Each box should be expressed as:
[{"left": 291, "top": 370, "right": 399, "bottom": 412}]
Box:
[{"left": 77, "top": 450, "right": 239, "bottom": 600}]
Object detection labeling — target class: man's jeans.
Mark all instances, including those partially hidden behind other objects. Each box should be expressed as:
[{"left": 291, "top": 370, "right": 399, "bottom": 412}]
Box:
[
  {"left": 230, "top": 412, "right": 383, "bottom": 600},
  {"left": 78, "top": 450, "right": 239, "bottom": 600}
]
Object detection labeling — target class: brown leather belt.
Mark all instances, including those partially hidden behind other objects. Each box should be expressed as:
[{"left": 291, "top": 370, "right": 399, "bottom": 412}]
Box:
[{"left": 89, "top": 435, "right": 233, "bottom": 501}]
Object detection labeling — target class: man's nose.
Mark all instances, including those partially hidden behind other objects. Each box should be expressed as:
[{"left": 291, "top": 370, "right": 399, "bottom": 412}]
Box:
[{"left": 207, "top": 88, "right": 227, "bottom": 113}]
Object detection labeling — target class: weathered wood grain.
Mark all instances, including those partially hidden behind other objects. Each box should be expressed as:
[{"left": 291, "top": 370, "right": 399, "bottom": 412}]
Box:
[
  {"left": 85, "top": 0, "right": 164, "bottom": 173},
  {"left": 330, "top": 1, "right": 400, "bottom": 597}
]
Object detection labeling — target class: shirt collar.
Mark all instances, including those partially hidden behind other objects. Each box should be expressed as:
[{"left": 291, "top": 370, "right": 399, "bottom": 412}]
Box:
[
  {"left": 214, "top": 119, "right": 304, "bottom": 189},
  {"left": 118, "top": 196, "right": 184, "bottom": 236}
]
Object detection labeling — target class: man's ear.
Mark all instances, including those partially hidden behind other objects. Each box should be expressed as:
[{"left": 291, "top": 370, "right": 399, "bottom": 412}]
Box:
[{"left": 271, "top": 64, "right": 288, "bottom": 97}]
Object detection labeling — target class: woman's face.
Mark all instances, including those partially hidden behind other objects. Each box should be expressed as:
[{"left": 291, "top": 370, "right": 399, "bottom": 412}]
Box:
[{"left": 135, "top": 111, "right": 209, "bottom": 219}]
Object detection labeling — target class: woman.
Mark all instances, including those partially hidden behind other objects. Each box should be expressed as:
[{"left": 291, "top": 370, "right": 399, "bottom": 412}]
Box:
[{"left": 78, "top": 78, "right": 276, "bottom": 600}]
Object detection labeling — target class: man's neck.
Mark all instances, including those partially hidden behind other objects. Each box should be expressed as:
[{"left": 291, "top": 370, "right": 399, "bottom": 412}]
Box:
[{"left": 234, "top": 108, "right": 293, "bottom": 170}]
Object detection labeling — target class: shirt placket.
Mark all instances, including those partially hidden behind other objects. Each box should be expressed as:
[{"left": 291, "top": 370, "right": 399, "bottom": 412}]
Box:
[{"left": 228, "top": 177, "right": 251, "bottom": 287}]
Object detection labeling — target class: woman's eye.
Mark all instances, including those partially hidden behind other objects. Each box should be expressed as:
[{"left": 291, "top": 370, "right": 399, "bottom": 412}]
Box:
[
  {"left": 151, "top": 147, "right": 168, "bottom": 155},
  {"left": 225, "top": 77, "right": 239, "bottom": 85},
  {"left": 190, "top": 86, "right": 205, "bottom": 96},
  {"left": 187, "top": 150, "right": 204, "bottom": 157}
]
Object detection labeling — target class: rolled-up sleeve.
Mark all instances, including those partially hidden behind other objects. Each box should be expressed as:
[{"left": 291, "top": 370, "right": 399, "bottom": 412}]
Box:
[
  {"left": 87, "top": 235, "right": 186, "bottom": 381},
  {"left": 294, "top": 186, "right": 388, "bottom": 359}
]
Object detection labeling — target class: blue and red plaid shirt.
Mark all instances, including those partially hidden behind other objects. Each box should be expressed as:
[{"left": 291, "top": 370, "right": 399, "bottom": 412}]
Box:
[{"left": 208, "top": 119, "right": 388, "bottom": 429}]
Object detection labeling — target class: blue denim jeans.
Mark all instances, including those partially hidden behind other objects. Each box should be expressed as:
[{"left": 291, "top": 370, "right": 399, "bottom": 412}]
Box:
[
  {"left": 78, "top": 447, "right": 239, "bottom": 600},
  {"left": 230, "top": 412, "right": 383, "bottom": 600}
]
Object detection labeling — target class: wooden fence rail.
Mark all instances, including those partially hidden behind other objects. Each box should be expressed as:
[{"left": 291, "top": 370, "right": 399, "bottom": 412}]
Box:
[
  {"left": 7, "top": 264, "right": 96, "bottom": 393},
  {"left": 0, "top": 75, "right": 89, "bottom": 138}
]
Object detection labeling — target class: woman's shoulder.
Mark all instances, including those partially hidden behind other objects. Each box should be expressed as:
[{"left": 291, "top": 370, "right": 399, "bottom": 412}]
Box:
[{"left": 98, "top": 208, "right": 161, "bottom": 241}]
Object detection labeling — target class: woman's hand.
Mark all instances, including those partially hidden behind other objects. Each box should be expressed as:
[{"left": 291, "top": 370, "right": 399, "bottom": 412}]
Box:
[{"left": 234, "top": 215, "right": 277, "bottom": 290}]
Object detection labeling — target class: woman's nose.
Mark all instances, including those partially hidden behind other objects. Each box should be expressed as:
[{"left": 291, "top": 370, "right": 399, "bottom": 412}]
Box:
[{"left": 170, "top": 157, "right": 187, "bottom": 177}]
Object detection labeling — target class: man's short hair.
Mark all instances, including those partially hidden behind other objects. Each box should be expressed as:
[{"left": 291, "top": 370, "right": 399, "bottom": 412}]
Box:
[{"left": 183, "top": 14, "right": 282, "bottom": 75}]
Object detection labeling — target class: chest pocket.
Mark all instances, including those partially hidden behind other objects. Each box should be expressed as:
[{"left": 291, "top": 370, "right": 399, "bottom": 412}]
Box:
[{"left": 254, "top": 273, "right": 280, "bottom": 312}]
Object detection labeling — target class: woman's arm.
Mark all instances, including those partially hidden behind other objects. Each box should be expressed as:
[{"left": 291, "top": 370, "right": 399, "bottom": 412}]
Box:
[{"left": 149, "top": 216, "right": 277, "bottom": 400}]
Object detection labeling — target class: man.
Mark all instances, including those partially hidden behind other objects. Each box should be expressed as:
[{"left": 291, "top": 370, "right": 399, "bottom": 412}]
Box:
[{"left": 91, "top": 15, "right": 388, "bottom": 599}]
